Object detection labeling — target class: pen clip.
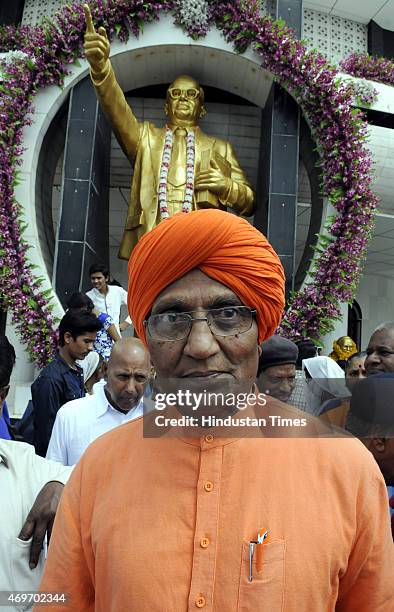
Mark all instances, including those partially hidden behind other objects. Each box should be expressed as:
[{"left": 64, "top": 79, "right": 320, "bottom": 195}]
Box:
[{"left": 248, "top": 542, "right": 255, "bottom": 582}]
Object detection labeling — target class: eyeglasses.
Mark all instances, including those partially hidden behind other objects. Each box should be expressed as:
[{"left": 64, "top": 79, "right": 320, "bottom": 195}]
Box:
[
  {"left": 144, "top": 306, "right": 256, "bottom": 341},
  {"left": 168, "top": 87, "right": 200, "bottom": 100}
]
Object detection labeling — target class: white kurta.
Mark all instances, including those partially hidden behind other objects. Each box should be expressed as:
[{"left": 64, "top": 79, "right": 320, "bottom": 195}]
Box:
[{"left": 0, "top": 441, "right": 72, "bottom": 611}]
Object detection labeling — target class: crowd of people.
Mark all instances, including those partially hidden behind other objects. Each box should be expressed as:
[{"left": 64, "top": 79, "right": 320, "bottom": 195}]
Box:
[{"left": 1, "top": 209, "right": 394, "bottom": 610}]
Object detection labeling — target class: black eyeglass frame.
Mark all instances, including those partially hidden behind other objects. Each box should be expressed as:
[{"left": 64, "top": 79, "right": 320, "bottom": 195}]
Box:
[{"left": 143, "top": 306, "right": 257, "bottom": 342}]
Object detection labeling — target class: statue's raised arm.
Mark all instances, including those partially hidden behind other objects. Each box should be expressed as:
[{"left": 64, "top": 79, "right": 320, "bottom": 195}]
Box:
[{"left": 83, "top": 3, "right": 141, "bottom": 166}]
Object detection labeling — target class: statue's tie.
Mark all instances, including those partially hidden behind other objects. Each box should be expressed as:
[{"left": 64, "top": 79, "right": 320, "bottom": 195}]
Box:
[{"left": 168, "top": 127, "right": 187, "bottom": 187}]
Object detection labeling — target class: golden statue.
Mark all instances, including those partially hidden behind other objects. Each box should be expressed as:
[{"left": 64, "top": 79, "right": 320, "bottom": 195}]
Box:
[
  {"left": 329, "top": 336, "right": 357, "bottom": 363},
  {"left": 83, "top": 5, "right": 255, "bottom": 259}
]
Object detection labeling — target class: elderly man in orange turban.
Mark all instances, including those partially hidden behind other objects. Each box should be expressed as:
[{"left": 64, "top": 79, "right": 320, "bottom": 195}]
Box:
[{"left": 38, "top": 210, "right": 394, "bottom": 611}]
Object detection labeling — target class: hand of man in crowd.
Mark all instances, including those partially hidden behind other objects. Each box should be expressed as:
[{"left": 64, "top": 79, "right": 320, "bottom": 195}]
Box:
[
  {"left": 18, "top": 481, "right": 64, "bottom": 569},
  {"left": 84, "top": 4, "right": 110, "bottom": 76},
  {"left": 194, "top": 159, "right": 231, "bottom": 198},
  {"left": 119, "top": 320, "right": 131, "bottom": 332}
]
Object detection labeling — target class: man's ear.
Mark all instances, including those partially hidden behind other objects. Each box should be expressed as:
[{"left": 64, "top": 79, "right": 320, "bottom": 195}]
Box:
[
  {"left": 164, "top": 102, "right": 169, "bottom": 117},
  {"left": 257, "top": 344, "right": 262, "bottom": 357},
  {"left": 199, "top": 105, "right": 206, "bottom": 119},
  {"left": 63, "top": 331, "right": 73, "bottom": 345}
]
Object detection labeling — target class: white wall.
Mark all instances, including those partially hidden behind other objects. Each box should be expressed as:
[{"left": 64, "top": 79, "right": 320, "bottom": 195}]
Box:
[{"left": 356, "top": 273, "right": 394, "bottom": 348}]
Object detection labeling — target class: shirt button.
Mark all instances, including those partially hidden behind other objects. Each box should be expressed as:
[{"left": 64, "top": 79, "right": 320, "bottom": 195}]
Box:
[
  {"left": 195, "top": 595, "right": 206, "bottom": 608},
  {"left": 204, "top": 434, "right": 214, "bottom": 443},
  {"left": 204, "top": 481, "right": 214, "bottom": 492},
  {"left": 200, "top": 537, "right": 209, "bottom": 548}
]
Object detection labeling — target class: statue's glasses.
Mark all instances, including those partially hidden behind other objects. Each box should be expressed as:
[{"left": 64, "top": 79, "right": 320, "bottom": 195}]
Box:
[
  {"left": 168, "top": 87, "right": 200, "bottom": 100},
  {"left": 143, "top": 306, "right": 257, "bottom": 341}
]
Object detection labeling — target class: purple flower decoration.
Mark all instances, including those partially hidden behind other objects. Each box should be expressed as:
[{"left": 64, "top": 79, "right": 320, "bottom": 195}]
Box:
[{"left": 340, "top": 53, "right": 394, "bottom": 87}]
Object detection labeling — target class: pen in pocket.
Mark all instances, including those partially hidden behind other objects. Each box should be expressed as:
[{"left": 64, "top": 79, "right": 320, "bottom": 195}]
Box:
[{"left": 249, "top": 528, "right": 269, "bottom": 582}]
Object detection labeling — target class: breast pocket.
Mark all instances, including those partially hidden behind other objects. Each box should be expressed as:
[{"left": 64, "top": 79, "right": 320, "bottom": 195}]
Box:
[
  {"left": 237, "top": 540, "right": 285, "bottom": 612},
  {"left": 12, "top": 538, "right": 45, "bottom": 610}
]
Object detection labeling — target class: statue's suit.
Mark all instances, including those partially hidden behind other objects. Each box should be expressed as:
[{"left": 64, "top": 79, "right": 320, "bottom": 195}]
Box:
[{"left": 91, "top": 64, "right": 254, "bottom": 259}]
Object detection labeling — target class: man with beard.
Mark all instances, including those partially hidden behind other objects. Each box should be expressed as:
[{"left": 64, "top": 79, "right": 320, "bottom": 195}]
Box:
[
  {"left": 38, "top": 210, "right": 394, "bottom": 611},
  {"left": 46, "top": 338, "right": 151, "bottom": 466}
]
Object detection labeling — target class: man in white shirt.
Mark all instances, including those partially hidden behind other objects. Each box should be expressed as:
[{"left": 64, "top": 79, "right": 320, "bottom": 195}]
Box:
[
  {"left": 0, "top": 441, "right": 72, "bottom": 610},
  {"left": 86, "top": 262, "right": 131, "bottom": 332},
  {"left": 0, "top": 336, "right": 72, "bottom": 609},
  {"left": 46, "top": 338, "right": 151, "bottom": 465}
]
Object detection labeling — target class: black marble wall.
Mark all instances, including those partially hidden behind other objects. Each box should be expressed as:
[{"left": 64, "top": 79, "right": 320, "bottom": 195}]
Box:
[
  {"left": 0, "top": 0, "right": 24, "bottom": 25},
  {"left": 255, "top": 0, "right": 302, "bottom": 298},
  {"left": 53, "top": 77, "right": 111, "bottom": 308},
  {"left": 369, "top": 21, "right": 394, "bottom": 61}
]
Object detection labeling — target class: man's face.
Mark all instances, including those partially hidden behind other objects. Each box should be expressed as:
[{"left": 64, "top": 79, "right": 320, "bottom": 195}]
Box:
[
  {"left": 64, "top": 332, "right": 97, "bottom": 361},
  {"left": 365, "top": 330, "right": 394, "bottom": 376},
  {"left": 90, "top": 272, "right": 108, "bottom": 293},
  {"left": 165, "top": 77, "right": 203, "bottom": 126},
  {"left": 346, "top": 357, "right": 366, "bottom": 391},
  {"left": 106, "top": 352, "right": 150, "bottom": 412},
  {"left": 258, "top": 364, "right": 296, "bottom": 403},
  {"left": 146, "top": 269, "right": 260, "bottom": 414}
]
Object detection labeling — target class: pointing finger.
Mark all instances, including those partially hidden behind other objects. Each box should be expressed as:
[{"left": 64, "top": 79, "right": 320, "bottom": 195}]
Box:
[{"left": 84, "top": 4, "right": 96, "bottom": 34}]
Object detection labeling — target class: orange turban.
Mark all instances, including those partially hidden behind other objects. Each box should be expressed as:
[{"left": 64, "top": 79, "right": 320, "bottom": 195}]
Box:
[{"left": 128, "top": 210, "right": 285, "bottom": 344}]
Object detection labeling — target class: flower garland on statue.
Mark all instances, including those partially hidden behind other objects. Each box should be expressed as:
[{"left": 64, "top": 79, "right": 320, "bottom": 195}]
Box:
[
  {"left": 158, "top": 127, "right": 196, "bottom": 219},
  {"left": 0, "top": 0, "right": 380, "bottom": 363}
]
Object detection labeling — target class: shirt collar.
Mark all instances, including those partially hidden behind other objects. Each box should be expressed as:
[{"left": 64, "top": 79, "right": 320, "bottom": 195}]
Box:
[
  {"left": 95, "top": 385, "right": 143, "bottom": 419},
  {"left": 54, "top": 353, "right": 83, "bottom": 375},
  {"left": 169, "top": 124, "right": 195, "bottom": 135},
  {"left": 91, "top": 287, "right": 109, "bottom": 298}
]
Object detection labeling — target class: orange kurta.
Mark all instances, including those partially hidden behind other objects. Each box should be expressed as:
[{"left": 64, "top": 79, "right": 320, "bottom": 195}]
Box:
[{"left": 38, "top": 417, "right": 394, "bottom": 611}]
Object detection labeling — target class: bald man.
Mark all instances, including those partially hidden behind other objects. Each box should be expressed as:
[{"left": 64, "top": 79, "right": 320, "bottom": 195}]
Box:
[{"left": 46, "top": 340, "right": 151, "bottom": 465}]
